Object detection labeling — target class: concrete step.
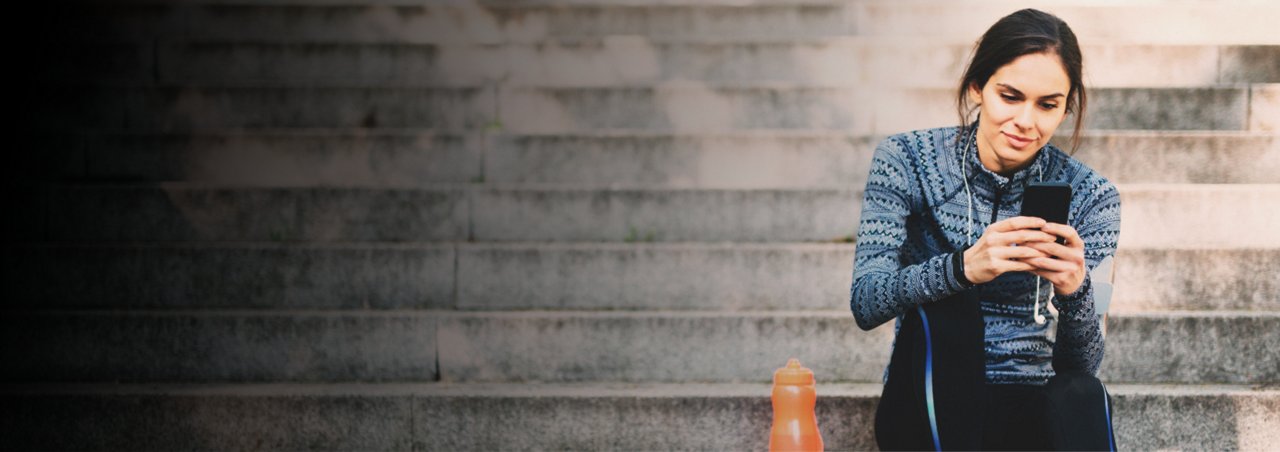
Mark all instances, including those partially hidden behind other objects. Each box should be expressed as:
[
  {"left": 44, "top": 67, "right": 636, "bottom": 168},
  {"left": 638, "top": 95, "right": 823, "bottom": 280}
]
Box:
[
  {"left": 55, "top": 2, "right": 1280, "bottom": 45},
  {"left": 1, "top": 383, "right": 1276, "bottom": 450},
  {"left": 3, "top": 310, "right": 1274, "bottom": 384},
  {"left": 33, "top": 84, "right": 1274, "bottom": 134},
  {"left": 471, "top": 184, "right": 1278, "bottom": 246},
  {"left": 497, "top": 85, "right": 1271, "bottom": 134},
  {"left": 435, "top": 310, "right": 1279, "bottom": 384},
  {"left": 2, "top": 243, "right": 455, "bottom": 310},
  {"left": 485, "top": 131, "right": 1280, "bottom": 187},
  {"left": 24, "top": 184, "right": 1280, "bottom": 246},
  {"left": 5, "top": 244, "right": 1275, "bottom": 312},
  {"left": 34, "top": 185, "right": 468, "bottom": 242},
  {"left": 47, "top": 131, "right": 484, "bottom": 186},
  {"left": 0, "top": 310, "right": 438, "bottom": 383},
  {"left": 7, "top": 244, "right": 1274, "bottom": 312},
  {"left": 37, "top": 130, "right": 1279, "bottom": 187},
  {"left": 32, "top": 85, "right": 495, "bottom": 132},
  {"left": 149, "top": 40, "right": 1280, "bottom": 87}
]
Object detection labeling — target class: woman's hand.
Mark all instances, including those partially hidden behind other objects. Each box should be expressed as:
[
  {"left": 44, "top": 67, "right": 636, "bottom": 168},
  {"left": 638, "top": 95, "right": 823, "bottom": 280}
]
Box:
[
  {"left": 963, "top": 216, "right": 1057, "bottom": 285},
  {"left": 1022, "top": 223, "right": 1088, "bottom": 296}
]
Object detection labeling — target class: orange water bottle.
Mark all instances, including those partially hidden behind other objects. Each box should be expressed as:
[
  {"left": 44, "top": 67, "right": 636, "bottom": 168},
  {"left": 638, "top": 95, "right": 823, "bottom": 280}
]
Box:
[{"left": 770, "top": 358, "right": 824, "bottom": 452}]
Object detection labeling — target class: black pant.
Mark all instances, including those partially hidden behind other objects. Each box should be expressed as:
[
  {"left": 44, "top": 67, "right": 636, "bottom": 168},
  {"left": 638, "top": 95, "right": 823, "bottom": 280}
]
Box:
[
  {"left": 875, "top": 290, "right": 1116, "bottom": 451},
  {"left": 878, "top": 371, "right": 1116, "bottom": 451},
  {"left": 982, "top": 371, "right": 1116, "bottom": 451}
]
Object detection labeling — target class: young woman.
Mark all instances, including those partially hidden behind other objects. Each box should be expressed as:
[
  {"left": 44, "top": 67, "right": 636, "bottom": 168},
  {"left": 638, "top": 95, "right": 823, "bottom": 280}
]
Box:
[{"left": 849, "top": 9, "right": 1121, "bottom": 451}]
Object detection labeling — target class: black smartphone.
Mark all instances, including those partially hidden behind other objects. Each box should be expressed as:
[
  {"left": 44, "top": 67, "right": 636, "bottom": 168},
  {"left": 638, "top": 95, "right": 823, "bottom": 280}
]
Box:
[{"left": 1020, "top": 182, "right": 1072, "bottom": 244}]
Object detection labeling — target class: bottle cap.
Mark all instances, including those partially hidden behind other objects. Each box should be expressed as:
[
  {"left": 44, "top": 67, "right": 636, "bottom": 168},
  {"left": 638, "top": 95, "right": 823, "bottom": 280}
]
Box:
[{"left": 773, "top": 358, "right": 814, "bottom": 385}]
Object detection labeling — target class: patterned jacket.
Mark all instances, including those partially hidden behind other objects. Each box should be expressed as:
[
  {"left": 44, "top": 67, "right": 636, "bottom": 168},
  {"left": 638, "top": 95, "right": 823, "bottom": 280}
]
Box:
[{"left": 849, "top": 125, "right": 1122, "bottom": 385}]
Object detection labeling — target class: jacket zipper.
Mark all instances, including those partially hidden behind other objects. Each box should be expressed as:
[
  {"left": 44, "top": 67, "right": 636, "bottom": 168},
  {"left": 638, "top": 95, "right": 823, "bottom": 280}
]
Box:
[{"left": 989, "top": 184, "right": 1004, "bottom": 225}]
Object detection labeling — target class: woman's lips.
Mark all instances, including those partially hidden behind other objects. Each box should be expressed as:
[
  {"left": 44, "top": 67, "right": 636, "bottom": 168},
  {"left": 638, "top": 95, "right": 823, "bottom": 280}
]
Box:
[{"left": 1003, "top": 132, "right": 1034, "bottom": 149}]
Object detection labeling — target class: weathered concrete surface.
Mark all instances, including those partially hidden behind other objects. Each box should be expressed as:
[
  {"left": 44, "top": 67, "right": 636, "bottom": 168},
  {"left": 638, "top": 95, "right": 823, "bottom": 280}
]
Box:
[
  {"left": 49, "top": 3, "right": 1280, "bottom": 45},
  {"left": 2, "top": 383, "right": 1274, "bottom": 451},
  {"left": 437, "top": 311, "right": 893, "bottom": 383},
  {"left": 471, "top": 187, "right": 859, "bottom": 242},
  {"left": 437, "top": 310, "right": 1276, "bottom": 384},
  {"left": 0, "top": 387, "right": 413, "bottom": 451},
  {"left": 0, "top": 311, "right": 438, "bottom": 382},
  {"left": 470, "top": 184, "right": 1278, "bottom": 246},
  {"left": 47, "top": 185, "right": 468, "bottom": 242},
  {"left": 3, "top": 243, "right": 454, "bottom": 310},
  {"left": 1111, "top": 248, "right": 1280, "bottom": 312},
  {"left": 458, "top": 242, "right": 854, "bottom": 311},
  {"left": 1251, "top": 84, "right": 1280, "bottom": 132},
  {"left": 1100, "top": 312, "right": 1280, "bottom": 384},
  {"left": 150, "top": 40, "right": 1278, "bottom": 87},
  {"left": 457, "top": 243, "right": 1278, "bottom": 312},
  {"left": 484, "top": 131, "right": 1277, "bottom": 187},
  {"left": 32, "top": 86, "right": 494, "bottom": 132},
  {"left": 499, "top": 86, "right": 1251, "bottom": 134},
  {"left": 58, "top": 131, "right": 484, "bottom": 186},
  {"left": 1220, "top": 46, "right": 1280, "bottom": 83},
  {"left": 1116, "top": 184, "right": 1280, "bottom": 249}
]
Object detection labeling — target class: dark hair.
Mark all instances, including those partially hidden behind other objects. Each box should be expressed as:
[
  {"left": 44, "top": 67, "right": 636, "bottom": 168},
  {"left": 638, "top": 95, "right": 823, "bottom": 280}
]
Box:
[{"left": 956, "top": 8, "right": 1086, "bottom": 154}]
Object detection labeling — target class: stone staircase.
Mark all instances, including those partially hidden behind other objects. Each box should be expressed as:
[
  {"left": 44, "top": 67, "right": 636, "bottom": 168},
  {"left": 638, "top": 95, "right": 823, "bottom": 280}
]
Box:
[{"left": 3, "top": 0, "right": 1278, "bottom": 450}]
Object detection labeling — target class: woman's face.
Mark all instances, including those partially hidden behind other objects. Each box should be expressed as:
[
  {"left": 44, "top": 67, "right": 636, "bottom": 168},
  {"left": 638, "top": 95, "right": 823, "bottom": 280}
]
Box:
[{"left": 968, "top": 52, "right": 1071, "bottom": 176}]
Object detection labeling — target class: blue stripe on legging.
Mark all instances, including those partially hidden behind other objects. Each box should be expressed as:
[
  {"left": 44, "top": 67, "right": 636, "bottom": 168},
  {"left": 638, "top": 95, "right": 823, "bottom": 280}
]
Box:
[
  {"left": 1103, "top": 386, "right": 1115, "bottom": 451},
  {"left": 917, "top": 306, "right": 941, "bottom": 451}
]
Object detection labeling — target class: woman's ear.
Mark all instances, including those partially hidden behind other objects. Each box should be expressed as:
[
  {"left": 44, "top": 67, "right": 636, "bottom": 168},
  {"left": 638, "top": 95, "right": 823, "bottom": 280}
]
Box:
[{"left": 968, "top": 83, "right": 983, "bottom": 106}]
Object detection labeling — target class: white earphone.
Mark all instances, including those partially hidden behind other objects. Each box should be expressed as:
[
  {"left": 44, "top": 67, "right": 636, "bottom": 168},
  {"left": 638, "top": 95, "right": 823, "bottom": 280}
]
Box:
[{"left": 959, "top": 122, "right": 1049, "bottom": 325}]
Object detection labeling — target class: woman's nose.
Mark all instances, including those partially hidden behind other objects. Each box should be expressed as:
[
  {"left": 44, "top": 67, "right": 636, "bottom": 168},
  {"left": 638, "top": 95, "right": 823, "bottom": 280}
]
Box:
[{"left": 1014, "top": 104, "right": 1036, "bottom": 129}]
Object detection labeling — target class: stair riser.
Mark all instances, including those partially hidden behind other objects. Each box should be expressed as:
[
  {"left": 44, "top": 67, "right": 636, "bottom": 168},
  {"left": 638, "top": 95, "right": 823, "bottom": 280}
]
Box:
[
  {"left": 484, "top": 134, "right": 1280, "bottom": 187},
  {"left": 50, "top": 4, "right": 1280, "bottom": 44},
  {"left": 35, "top": 132, "right": 1280, "bottom": 186},
  {"left": 10, "top": 245, "right": 1273, "bottom": 312},
  {"left": 141, "top": 42, "right": 1278, "bottom": 87},
  {"left": 32, "top": 87, "right": 494, "bottom": 132},
  {"left": 3, "top": 245, "right": 455, "bottom": 310},
  {"left": 2, "top": 389, "right": 1274, "bottom": 450},
  {"left": 53, "top": 133, "right": 484, "bottom": 186},
  {"left": 19, "top": 186, "right": 1280, "bottom": 245},
  {"left": 0, "top": 393, "right": 412, "bottom": 450},
  {"left": 5, "top": 312, "right": 1269, "bottom": 383},
  {"left": 0, "top": 313, "right": 438, "bottom": 382},
  {"left": 44, "top": 187, "right": 468, "bottom": 242},
  {"left": 36, "top": 86, "right": 1271, "bottom": 134}
]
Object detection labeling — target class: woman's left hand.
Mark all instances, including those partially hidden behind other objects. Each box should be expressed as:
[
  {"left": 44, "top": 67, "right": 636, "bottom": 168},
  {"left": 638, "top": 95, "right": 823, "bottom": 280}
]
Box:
[{"left": 1021, "top": 223, "right": 1087, "bottom": 296}]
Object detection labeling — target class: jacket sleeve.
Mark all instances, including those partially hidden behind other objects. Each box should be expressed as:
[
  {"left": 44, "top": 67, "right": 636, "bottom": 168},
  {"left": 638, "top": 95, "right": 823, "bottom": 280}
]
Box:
[
  {"left": 1051, "top": 180, "right": 1122, "bottom": 374},
  {"left": 849, "top": 136, "right": 971, "bottom": 331}
]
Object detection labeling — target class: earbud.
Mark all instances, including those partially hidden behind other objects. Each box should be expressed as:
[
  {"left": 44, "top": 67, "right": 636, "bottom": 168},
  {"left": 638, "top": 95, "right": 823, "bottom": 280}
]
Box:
[{"left": 1033, "top": 276, "right": 1047, "bottom": 325}]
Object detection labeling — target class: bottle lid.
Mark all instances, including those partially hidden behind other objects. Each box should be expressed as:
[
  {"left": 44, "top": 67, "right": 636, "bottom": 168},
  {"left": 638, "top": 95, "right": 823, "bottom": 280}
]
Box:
[{"left": 774, "top": 358, "right": 814, "bottom": 385}]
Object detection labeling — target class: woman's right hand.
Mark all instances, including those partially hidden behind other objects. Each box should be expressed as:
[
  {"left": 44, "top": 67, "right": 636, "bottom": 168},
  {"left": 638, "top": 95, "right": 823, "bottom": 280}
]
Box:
[{"left": 962, "top": 216, "right": 1058, "bottom": 285}]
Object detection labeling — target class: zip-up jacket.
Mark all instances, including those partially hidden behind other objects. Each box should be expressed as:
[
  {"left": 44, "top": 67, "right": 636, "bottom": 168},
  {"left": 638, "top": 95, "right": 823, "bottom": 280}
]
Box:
[{"left": 849, "top": 125, "right": 1122, "bottom": 384}]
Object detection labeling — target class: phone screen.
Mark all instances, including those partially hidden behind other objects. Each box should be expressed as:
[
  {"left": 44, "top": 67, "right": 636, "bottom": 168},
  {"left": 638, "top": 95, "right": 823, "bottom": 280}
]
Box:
[{"left": 1020, "top": 182, "right": 1072, "bottom": 244}]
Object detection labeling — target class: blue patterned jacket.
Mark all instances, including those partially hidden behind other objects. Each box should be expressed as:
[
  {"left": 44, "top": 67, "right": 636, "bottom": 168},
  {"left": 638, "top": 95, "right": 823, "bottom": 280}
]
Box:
[{"left": 849, "top": 125, "right": 1122, "bottom": 385}]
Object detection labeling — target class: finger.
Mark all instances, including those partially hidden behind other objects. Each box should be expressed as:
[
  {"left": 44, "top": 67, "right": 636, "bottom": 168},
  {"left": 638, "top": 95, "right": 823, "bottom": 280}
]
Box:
[
  {"left": 1028, "top": 269, "right": 1076, "bottom": 291},
  {"left": 1023, "top": 242, "right": 1086, "bottom": 263},
  {"left": 1041, "top": 223, "right": 1084, "bottom": 248},
  {"left": 987, "top": 216, "right": 1048, "bottom": 233},
  {"left": 992, "top": 229, "right": 1058, "bottom": 246},
  {"left": 1024, "top": 256, "right": 1078, "bottom": 273},
  {"left": 1028, "top": 269, "right": 1063, "bottom": 284},
  {"left": 997, "top": 260, "right": 1040, "bottom": 274},
  {"left": 991, "top": 246, "right": 1050, "bottom": 261}
]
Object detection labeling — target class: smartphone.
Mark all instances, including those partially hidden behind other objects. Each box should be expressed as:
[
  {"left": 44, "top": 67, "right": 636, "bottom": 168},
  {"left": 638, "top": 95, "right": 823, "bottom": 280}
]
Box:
[{"left": 1020, "top": 182, "right": 1072, "bottom": 244}]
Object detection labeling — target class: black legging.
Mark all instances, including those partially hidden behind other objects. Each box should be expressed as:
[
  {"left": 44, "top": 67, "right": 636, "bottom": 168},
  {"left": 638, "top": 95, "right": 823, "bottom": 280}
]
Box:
[
  {"left": 981, "top": 371, "right": 1116, "bottom": 450},
  {"left": 875, "top": 289, "right": 1116, "bottom": 451}
]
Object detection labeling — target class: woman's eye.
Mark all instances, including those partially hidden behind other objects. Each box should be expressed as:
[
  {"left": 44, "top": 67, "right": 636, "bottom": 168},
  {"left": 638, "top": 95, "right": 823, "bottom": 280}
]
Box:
[
  {"left": 1040, "top": 103, "right": 1058, "bottom": 110},
  {"left": 1001, "top": 94, "right": 1019, "bottom": 101}
]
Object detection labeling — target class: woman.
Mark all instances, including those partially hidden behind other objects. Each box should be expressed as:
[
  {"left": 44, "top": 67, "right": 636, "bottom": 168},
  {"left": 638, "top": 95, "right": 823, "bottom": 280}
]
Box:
[{"left": 849, "top": 9, "right": 1121, "bottom": 451}]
